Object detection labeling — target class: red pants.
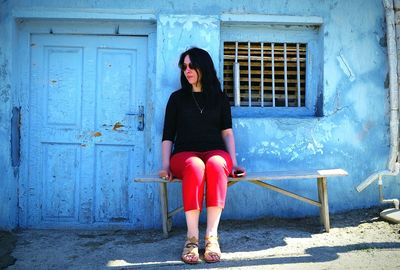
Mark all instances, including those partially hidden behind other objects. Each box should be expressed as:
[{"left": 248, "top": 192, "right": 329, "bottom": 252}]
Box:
[{"left": 170, "top": 150, "right": 233, "bottom": 212}]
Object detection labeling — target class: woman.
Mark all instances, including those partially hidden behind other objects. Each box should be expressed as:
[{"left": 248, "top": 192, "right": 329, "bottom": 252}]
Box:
[{"left": 159, "top": 47, "right": 245, "bottom": 264}]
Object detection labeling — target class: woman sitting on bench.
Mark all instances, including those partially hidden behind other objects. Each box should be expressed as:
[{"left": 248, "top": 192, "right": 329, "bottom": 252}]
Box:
[{"left": 159, "top": 47, "right": 246, "bottom": 264}]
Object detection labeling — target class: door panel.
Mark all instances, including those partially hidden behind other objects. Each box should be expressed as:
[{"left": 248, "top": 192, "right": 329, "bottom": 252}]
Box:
[
  {"left": 42, "top": 143, "right": 80, "bottom": 222},
  {"left": 44, "top": 47, "right": 83, "bottom": 127},
  {"left": 95, "top": 145, "right": 132, "bottom": 223},
  {"left": 28, "top": 34, "right": 147, "bottom": 228},
  {"left": 96, "top": 49, "right": 136, "bottom": 127}
]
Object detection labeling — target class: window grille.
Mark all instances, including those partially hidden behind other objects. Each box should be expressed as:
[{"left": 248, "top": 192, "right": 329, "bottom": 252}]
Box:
[{"left": 223, "top": 42, "right": 307, "bottom": 107}]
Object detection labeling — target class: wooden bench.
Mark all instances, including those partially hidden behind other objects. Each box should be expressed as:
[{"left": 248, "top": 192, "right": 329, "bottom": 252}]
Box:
[{"left": 135, "top": 168, "right": 348, "bottom": 237}]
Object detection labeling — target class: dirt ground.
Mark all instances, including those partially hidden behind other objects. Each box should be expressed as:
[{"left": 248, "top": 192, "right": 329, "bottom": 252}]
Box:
[{"left": 1, "top": 206, "right": 400, "bottom": 270}]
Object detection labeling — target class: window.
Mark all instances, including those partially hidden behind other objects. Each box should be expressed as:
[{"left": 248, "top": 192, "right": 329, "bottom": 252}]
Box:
[
  {"left": 221, "top": 18, "right": 323, "bottom": 117},
  {"left": 223, "top": 41, "right": 307, "bottom": 107}
]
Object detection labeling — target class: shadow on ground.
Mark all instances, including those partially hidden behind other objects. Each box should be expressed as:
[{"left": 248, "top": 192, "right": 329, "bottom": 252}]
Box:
[
  {"left": 0, "top": 231, "right": 16, "bottom": 270},
  {"left": 111, "top": 242, "right": 400, "bottom": 269},
  {"left": 5, "top": 206, "right": 400, "bottom": 270}
]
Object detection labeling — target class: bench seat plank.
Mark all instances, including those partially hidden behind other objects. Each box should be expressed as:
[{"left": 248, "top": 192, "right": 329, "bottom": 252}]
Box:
[{"left": 134, "top": 168, "right": 348, "bottom": 183}]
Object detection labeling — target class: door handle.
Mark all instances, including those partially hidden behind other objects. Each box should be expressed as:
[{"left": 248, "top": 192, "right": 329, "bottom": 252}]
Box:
[{"left": 126, "top": 105, "right": 144, "bottom": 131}]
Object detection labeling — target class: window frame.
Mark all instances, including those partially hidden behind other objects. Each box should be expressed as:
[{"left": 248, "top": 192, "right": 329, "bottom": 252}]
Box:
[{"left": 220, "top": 23, "right": 323, "bottom": 117}]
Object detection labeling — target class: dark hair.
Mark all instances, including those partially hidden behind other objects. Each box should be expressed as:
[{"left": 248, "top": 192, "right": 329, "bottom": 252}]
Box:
[{"left": 178, "top": 47, "right": 222, "bottom": 97}]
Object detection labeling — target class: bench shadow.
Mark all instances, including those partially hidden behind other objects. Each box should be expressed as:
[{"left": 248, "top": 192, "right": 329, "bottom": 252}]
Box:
[
  {"left": 217, "top": 216, "right": 320, "bottom": 253},
  {"left": 148, "top": 206, "right": 388, "bottom": 254},
  {"left": 105, "top": 207, "right": 399, "bottom": 269},
  {"left": 109, "top": 241, "right": 400, "bottom": 269},
  {"left": 221, "top": 242, "right": 400, "bottom": 268}
]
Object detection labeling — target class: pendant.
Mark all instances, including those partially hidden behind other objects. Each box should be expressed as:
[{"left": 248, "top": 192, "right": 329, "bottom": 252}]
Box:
[{"left": 192, "top": 92, "right": 205, "bottom": 114}]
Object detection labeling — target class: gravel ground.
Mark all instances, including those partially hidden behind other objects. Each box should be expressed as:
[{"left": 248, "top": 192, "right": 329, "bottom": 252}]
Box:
[{"left": 2, "top": 206, "right": 400, "bottom": 270}]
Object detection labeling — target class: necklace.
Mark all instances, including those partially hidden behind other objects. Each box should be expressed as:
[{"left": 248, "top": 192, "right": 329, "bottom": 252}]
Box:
[{"left": 191, "top": 92, "right": 205, "bottom": 114}]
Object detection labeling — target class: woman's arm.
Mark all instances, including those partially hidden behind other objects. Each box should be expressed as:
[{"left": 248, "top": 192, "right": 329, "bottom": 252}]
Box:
[
  {"left": 160, "top": 92, "right": 177, "bottom": 181},
  {"left": 221, "top": 128, "right": 246, "bottom": 177},
  {"left": 159, "top": 140, "right": 173, "bottom": 180}
]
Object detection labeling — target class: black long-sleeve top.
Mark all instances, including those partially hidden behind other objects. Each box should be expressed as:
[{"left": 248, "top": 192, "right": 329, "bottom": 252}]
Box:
[{"left": 162, "top": 89, "right": 232, "bottom": 155}]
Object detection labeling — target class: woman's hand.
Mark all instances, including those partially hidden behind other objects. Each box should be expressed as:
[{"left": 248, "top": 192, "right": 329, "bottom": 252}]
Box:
[
  {"left": 221, "top": 129, "right": 244, "bottom": 178},
  {"left": 159, "top": 167, "right": 173, "bottom": 181},
  {"left": 231, "top": 165, "right": 246, "bottom": 178}
]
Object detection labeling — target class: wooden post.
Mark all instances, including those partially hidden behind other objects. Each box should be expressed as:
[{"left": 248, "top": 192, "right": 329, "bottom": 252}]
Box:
[
  {"left": 159, "top": 182, "right": 169, "bottom": 237},
  {"left": 317, "top": 177, "right": 330, "bottom": 232}
]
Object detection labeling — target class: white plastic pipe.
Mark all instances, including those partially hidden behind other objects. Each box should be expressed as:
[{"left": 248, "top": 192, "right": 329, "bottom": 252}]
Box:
[
  {"left": 379, "top": 175, "right": 400, "bottom": 209},
  {"left": 357, "top": 164, "right": 399, "bottom": 192}
]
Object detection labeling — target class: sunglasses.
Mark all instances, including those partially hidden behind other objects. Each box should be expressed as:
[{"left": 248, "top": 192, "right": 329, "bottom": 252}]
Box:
[{"left": 180, "top": 63, "right": 198, "bottom": 71}]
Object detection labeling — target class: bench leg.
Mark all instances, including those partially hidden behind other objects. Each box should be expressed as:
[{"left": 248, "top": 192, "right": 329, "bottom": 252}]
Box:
[
  {"left": 317, "top": 177, "right": 330, "bottom": 232},
  {"left": 159, "top": 182, "right": 170, "bottom": 238}
]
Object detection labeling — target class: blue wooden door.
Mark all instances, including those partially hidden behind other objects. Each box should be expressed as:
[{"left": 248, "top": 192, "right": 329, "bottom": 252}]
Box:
[{"left": 27, "top": 34, "right": 147, "bottom": 228}]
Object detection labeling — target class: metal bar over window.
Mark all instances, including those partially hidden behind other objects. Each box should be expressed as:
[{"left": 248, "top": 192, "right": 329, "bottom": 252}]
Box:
[
  {"left": 284, "top": 43, "right": 288, "bottom": 107},
  {"left": 248, "top": 42, "right": 251, "bottom": 107},
  {"left": 261, "top": 43, "right": 264, "bottom": 107},
  {"left": 271, "top": 43, "right": 276, "bottom": 107},
  {"left": 233, "top": 42, "right": 240, "bottom": 107},
  {"left": 296, "top": 43, "right": 301, "bottom": 107}
]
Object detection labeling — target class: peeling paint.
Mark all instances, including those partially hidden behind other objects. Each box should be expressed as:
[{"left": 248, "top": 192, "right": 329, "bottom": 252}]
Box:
[
  {"left": 93, "top": 131, "right": 102, "bottom": 137},
  {"left": 159, "top": 15, "right": 218, "bottom": 30},
  {"left": 0, "top": 84, "right": 10, "bottom": 102},
  {"left": 288, "top": 150, "right": 299, "bottom": 162},
  {"left": 112, "top": 122, "right": 124, "bottom": 131}
]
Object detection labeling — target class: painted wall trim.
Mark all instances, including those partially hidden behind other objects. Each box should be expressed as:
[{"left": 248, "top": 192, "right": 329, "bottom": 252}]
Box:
[
  {"left": 220, "top": 13, "right": 323, "bottom": 25},
  {"left": 12, "top": 7, "right": 156, "bottom": 21}
]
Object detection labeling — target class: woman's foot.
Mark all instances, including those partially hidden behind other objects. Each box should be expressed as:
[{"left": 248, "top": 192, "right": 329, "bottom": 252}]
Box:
[
  {"left": 204, "top": 235, "right": 221, "bottom": 263},
  {"left": 181, "top": 236, "right": 199, "bottom": 264}
]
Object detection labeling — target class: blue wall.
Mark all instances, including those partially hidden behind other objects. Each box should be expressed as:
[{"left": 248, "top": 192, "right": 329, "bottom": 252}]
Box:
[
  {"left": 1, "top": 0, "right": 398, "bottom": 229},
  {"left": 0, "top": 0, "right": 18, "bottom": 230}
]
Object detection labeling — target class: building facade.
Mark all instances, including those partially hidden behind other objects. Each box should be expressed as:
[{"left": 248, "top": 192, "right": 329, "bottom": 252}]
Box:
[{"left": 1, "top": 0, "right": 398, "bottom": 230}]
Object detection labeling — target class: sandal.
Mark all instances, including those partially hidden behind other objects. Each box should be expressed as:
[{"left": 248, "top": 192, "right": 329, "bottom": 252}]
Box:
[
  {"left": 181, "top": 236, "right": 199, "bottom": 264},
  {"left": 204, "top": 235, "right": 221, "bottom": 263}
]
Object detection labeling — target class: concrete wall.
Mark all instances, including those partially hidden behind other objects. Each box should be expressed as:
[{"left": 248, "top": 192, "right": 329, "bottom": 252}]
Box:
[{"left": 1, "top": 0, "right": 398, "bottom": 229}]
